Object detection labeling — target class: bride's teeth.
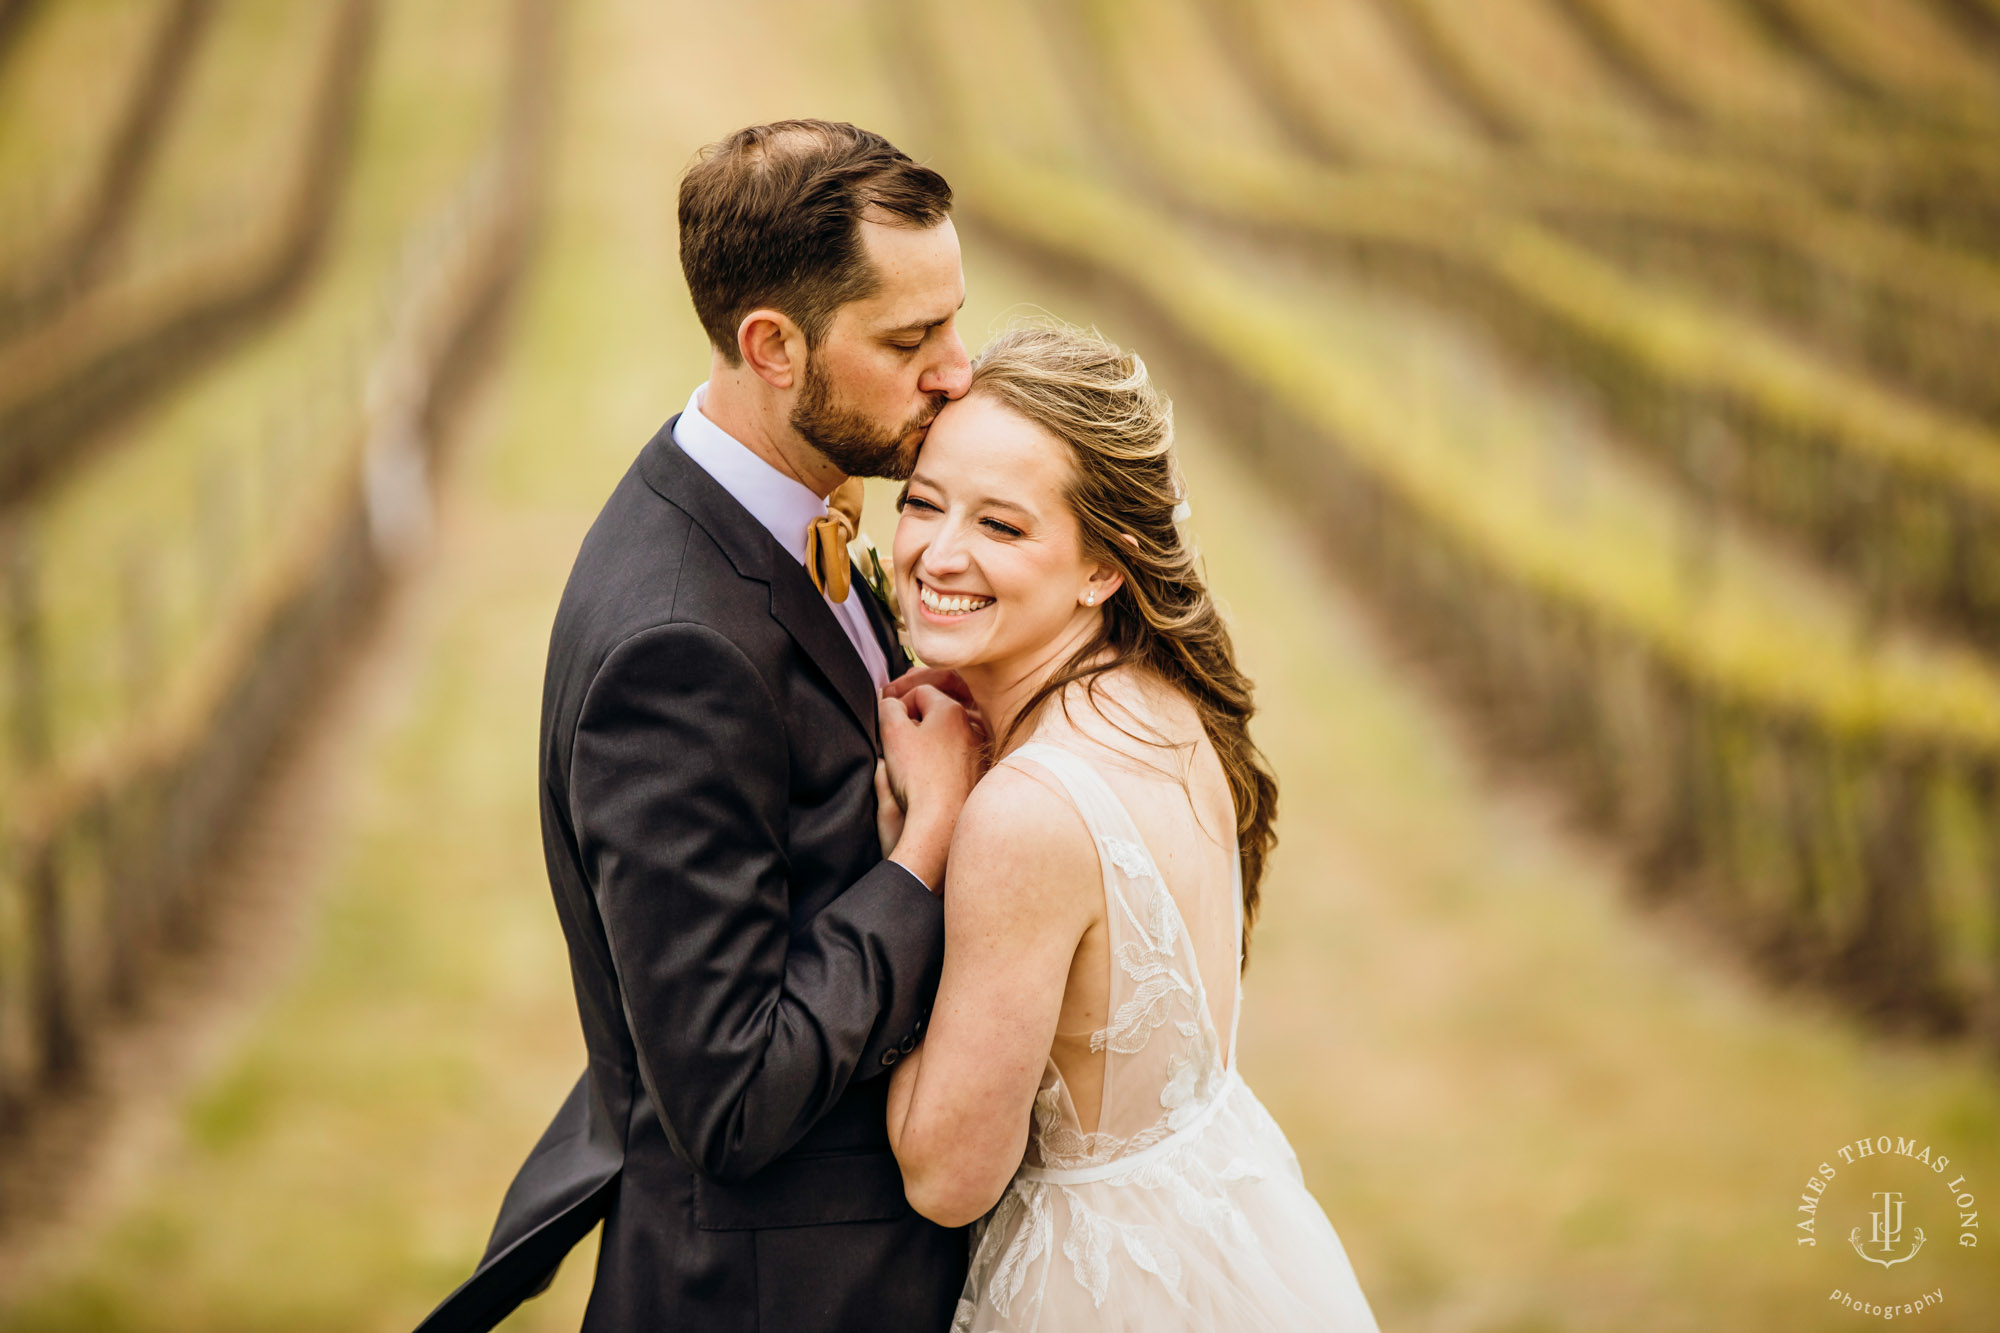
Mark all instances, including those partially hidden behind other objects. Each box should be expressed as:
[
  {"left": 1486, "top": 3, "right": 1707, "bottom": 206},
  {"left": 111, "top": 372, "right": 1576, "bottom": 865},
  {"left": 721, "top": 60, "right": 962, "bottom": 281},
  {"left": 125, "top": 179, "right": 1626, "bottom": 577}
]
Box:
[{"left": 920, "top": 583, "right": 991, "bottom": 615}]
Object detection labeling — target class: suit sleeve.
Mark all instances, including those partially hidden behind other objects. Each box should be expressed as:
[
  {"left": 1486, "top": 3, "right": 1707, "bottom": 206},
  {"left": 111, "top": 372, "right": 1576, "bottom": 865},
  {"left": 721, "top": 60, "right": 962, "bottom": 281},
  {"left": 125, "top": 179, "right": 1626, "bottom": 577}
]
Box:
[{"left": 569, "top": 622, "right": 944, "bottom": 1182}]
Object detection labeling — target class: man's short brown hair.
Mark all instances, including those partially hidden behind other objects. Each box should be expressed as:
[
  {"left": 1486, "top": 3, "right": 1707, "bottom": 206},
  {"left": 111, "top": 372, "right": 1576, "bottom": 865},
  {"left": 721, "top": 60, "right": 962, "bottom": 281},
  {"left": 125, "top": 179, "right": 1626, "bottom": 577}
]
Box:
[{"left": 679, "top": 120, "right": 953, "bottom": 364}]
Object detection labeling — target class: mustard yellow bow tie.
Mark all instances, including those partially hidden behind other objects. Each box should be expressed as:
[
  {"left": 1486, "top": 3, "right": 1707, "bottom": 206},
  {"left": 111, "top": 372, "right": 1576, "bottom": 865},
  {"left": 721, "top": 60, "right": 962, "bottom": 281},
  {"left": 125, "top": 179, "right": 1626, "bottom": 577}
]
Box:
[{"left": 805, "top": 476, "right": 866, "bottom": 601}]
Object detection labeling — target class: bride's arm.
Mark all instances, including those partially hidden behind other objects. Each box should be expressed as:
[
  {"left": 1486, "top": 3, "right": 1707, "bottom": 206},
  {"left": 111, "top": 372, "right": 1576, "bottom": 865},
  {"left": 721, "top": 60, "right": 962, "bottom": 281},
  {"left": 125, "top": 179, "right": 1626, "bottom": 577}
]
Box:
[{"left": 886, "top": 764, "right": 1099, "bottom": 1228}]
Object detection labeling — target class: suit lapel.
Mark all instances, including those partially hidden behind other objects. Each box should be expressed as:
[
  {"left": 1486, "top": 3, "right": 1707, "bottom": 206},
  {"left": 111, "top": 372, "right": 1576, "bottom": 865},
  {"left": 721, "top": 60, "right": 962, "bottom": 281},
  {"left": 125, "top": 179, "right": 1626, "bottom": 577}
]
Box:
[
  {"left": 852, "top": 559, "right": 910, "bottom": 682},
  {"left": 767, "top": 564, "right": 881, "bottom": 750},
  {"left": 639, "top": 417, "right": 882, "bottom": 750}
]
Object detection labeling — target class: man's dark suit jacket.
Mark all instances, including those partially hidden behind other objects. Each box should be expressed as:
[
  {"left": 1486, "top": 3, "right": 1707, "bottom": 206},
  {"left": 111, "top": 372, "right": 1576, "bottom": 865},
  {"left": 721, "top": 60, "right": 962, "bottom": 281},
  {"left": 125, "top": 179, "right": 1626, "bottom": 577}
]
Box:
[{"left": 415, "top": 417, "right": 966, "bottom": 1332}]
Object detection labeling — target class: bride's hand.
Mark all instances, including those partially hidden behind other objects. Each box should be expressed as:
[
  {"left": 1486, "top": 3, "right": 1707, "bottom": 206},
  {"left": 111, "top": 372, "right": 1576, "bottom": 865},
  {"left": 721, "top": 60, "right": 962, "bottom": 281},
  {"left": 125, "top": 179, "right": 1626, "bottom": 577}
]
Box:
[
  {"left": 883, "top": 667, "right": 988, "bottom": 749},
  {"left": 873, "top": 758, "right": 907, "bottom": 859}
]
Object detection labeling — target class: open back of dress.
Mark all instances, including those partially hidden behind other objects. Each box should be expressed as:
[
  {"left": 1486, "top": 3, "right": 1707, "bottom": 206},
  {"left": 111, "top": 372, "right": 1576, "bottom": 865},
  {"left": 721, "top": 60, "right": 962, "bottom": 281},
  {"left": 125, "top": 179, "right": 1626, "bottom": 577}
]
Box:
[
  {"left": 1009, "top": 740, "right": 1241, "bottom": 1172},
  {"left": 949, "top": 741, "right": 1382, "bottom": 1332}
]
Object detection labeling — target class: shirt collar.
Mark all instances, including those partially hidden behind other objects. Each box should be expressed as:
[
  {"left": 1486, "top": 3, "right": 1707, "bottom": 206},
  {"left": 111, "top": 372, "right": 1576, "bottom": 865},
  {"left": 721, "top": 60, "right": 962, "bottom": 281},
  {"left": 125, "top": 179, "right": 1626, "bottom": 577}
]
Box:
[{"left": 671, "top": 382, "right": 829, "bottom": 566}]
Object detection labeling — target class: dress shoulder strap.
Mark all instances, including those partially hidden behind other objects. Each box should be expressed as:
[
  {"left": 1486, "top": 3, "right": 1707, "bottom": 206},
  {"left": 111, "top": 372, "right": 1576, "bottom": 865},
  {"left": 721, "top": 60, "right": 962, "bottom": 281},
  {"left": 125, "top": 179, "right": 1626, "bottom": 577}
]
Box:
[
  {"left": 1000, "top": 742, "right": 1151, "bottom": 865},
  {"left": 1000, "top": 741, "right": 1204, "bottom": 981}
]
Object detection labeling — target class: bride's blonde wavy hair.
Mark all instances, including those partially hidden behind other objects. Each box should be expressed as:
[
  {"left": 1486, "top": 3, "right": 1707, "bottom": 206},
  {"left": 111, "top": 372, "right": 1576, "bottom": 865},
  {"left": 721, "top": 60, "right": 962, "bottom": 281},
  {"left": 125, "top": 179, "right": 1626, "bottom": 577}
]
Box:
[{"left": 970, "top": 323, "right": 1278, "bottom": 952}]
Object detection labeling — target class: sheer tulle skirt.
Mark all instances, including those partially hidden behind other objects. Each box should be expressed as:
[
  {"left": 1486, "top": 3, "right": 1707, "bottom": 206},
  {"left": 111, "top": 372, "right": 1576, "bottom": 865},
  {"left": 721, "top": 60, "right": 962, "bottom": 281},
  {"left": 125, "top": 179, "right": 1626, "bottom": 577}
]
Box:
[{"left": 952, "top": 1074, "right": 1381, "bottom": 1332}]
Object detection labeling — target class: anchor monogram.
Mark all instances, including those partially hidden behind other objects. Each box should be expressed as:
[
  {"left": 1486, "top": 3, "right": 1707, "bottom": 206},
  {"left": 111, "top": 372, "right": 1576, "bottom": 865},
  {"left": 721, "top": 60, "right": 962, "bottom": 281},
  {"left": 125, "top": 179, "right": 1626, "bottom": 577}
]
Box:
[{"left": 1848, "top": 1191, "right": 1926, "bottom": 1268}]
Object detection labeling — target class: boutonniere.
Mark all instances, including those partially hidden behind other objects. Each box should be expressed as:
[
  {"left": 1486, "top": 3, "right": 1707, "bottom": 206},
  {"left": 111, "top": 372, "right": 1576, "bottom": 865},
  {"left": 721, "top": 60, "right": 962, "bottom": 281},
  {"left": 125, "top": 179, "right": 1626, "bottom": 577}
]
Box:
[{"left": 857, "top": 533, "right": 916, "bottom": 663}]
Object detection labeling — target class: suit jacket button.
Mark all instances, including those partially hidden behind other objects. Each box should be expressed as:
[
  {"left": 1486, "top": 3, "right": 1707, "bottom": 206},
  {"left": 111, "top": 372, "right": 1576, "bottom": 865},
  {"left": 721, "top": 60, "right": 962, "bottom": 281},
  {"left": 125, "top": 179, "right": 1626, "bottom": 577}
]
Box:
[
  {"left": 900, "top": 1034, "right": 917, "bottom": 1054},
  {"left": 881, "top": 1048, "right": 899, "bottom": 1067}
]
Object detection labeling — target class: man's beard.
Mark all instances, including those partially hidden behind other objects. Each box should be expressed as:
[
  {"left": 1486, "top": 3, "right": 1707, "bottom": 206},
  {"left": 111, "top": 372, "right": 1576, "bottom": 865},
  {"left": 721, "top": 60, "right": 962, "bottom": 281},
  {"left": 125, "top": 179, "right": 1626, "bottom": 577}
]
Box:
[{"left": 790, "top": 353, "right": 945, "bottom": 481}]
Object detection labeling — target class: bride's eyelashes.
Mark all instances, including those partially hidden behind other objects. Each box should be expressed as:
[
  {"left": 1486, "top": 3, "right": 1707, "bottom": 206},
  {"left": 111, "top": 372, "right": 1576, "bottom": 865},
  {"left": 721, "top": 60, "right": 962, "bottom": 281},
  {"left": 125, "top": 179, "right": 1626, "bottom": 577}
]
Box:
[{"left": 900, "top": 492, "right": 1025, "bottom": 539}]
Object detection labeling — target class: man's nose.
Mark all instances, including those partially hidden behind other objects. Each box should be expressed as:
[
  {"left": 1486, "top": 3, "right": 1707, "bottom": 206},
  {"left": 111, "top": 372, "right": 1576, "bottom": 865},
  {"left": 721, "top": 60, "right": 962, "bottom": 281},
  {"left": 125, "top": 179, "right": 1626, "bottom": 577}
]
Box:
[{"left": 922, "top": 330, "right": 973, "bottom": 400}]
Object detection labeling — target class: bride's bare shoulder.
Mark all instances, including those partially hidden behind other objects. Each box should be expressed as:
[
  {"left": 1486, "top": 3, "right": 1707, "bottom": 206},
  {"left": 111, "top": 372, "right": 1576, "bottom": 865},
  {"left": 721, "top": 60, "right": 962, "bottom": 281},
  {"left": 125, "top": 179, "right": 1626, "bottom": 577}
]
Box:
[{"left": 946, "top": 756, "right": 1098, "bottom": 911}]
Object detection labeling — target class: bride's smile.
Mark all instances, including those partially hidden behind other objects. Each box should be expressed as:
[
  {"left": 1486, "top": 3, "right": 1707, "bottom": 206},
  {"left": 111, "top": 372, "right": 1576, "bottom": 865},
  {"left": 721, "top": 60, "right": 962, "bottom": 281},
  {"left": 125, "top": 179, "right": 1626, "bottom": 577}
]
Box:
[{"left": 913, "top": 578, "right": 993, "bottom": 618}]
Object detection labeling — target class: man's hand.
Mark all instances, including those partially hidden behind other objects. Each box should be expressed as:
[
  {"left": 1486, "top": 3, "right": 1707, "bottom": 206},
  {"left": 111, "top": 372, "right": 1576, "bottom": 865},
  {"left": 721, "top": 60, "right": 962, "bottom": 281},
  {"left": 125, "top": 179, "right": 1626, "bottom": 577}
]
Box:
[{"left": 878, "top": 683, "right": 983, "bottom": 892}]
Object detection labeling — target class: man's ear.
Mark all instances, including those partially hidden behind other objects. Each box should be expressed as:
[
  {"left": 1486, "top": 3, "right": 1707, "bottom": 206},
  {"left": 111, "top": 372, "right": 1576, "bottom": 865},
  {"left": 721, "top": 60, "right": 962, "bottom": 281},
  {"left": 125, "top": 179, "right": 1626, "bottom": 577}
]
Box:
[{"left": 738, "top": 308, "right": 806, "bottom": 390}]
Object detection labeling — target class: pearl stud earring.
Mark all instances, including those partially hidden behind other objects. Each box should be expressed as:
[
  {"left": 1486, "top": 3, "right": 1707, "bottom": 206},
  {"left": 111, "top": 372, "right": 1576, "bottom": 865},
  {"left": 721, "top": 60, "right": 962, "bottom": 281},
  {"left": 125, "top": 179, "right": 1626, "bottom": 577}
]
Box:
[{"left": 1085, "top": 591, "right": 1096, "bottom": 606}]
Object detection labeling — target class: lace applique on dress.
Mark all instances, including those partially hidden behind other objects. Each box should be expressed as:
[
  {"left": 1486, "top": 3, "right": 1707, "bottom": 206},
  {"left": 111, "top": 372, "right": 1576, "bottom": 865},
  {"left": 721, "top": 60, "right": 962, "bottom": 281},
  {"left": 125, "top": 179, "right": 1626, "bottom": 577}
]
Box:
[
  {"left": 982, "top": 1186, "right": 1051, "bottom": 1319},
  {"left": 1089, "top": 841, "right": 1201, "bottom": 1062},
  {"left": 1097, "top": 835, "right": 1155, "bottom": 881},
  {"left": 1161, "top": 1020, "right": 1222, "bottom": 1130},
  {"left": 1058, "top": 1185, "right": 1188, "bottom": 1309},
  {"left": 1012, "top": 743, "right": 1234, "bottom": 1185}
]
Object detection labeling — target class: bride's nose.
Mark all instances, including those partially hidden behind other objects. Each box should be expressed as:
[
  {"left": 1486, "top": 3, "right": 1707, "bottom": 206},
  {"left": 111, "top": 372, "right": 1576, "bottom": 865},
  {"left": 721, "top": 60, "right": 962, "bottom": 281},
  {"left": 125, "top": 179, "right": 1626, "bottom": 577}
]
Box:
[{"left": 918, "top": 520, "right": 972, "bottom": 578}]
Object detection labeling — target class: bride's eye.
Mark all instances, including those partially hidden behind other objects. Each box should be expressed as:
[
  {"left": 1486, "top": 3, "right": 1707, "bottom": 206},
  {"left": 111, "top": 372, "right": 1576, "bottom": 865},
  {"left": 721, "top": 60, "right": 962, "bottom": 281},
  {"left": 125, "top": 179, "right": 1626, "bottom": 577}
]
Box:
[
  {"left": 900, "top": 493, "right": 940, "bottom": 514},
  {"left": 982, "top": 518, "right": 1023, "bottom": 538}
]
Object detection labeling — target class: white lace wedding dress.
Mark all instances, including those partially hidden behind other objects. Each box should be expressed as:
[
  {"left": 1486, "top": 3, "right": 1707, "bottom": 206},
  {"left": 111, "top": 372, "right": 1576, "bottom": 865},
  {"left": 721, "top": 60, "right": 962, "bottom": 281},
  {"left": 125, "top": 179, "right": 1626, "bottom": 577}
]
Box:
[{"left": 952, "top": 741, "right": 1381, "bottom": 1332}]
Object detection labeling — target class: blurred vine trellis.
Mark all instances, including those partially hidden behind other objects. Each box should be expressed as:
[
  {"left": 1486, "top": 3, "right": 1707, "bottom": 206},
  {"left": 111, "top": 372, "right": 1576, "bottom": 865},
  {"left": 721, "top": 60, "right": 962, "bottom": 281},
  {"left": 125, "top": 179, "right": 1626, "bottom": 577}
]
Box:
[{"left": 0, "top": 0, "right": 554, "bottom": 1137}]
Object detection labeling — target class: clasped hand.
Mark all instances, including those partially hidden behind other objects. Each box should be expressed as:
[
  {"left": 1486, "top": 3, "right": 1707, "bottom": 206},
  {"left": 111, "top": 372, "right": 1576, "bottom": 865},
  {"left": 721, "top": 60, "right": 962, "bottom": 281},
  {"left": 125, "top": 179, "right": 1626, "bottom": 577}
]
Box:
[{"left": 874, "top": 667, "right": 986, "bottom": 892}]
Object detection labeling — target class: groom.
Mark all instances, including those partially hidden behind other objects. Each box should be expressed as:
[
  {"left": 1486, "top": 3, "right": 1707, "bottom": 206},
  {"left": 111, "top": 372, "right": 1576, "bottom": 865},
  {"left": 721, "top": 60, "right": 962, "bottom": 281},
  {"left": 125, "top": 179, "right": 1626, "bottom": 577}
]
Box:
[{"left": 416, "top": 121, "right": 980, "bottom": 1331}]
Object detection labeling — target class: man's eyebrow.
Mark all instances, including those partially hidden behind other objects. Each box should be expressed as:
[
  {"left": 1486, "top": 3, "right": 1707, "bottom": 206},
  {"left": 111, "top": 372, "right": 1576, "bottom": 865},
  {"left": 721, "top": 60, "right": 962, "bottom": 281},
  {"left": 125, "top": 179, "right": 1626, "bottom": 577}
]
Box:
[{"left": 884, "top": 295, "right": 967, "bottom": 337}]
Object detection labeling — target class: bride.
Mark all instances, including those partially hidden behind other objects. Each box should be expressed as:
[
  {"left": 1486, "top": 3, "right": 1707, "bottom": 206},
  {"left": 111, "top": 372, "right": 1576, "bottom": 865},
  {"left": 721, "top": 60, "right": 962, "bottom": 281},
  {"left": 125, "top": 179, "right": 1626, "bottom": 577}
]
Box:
[{"left": 876, "top": 324, "right": 1381, "bottom": 1331}]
